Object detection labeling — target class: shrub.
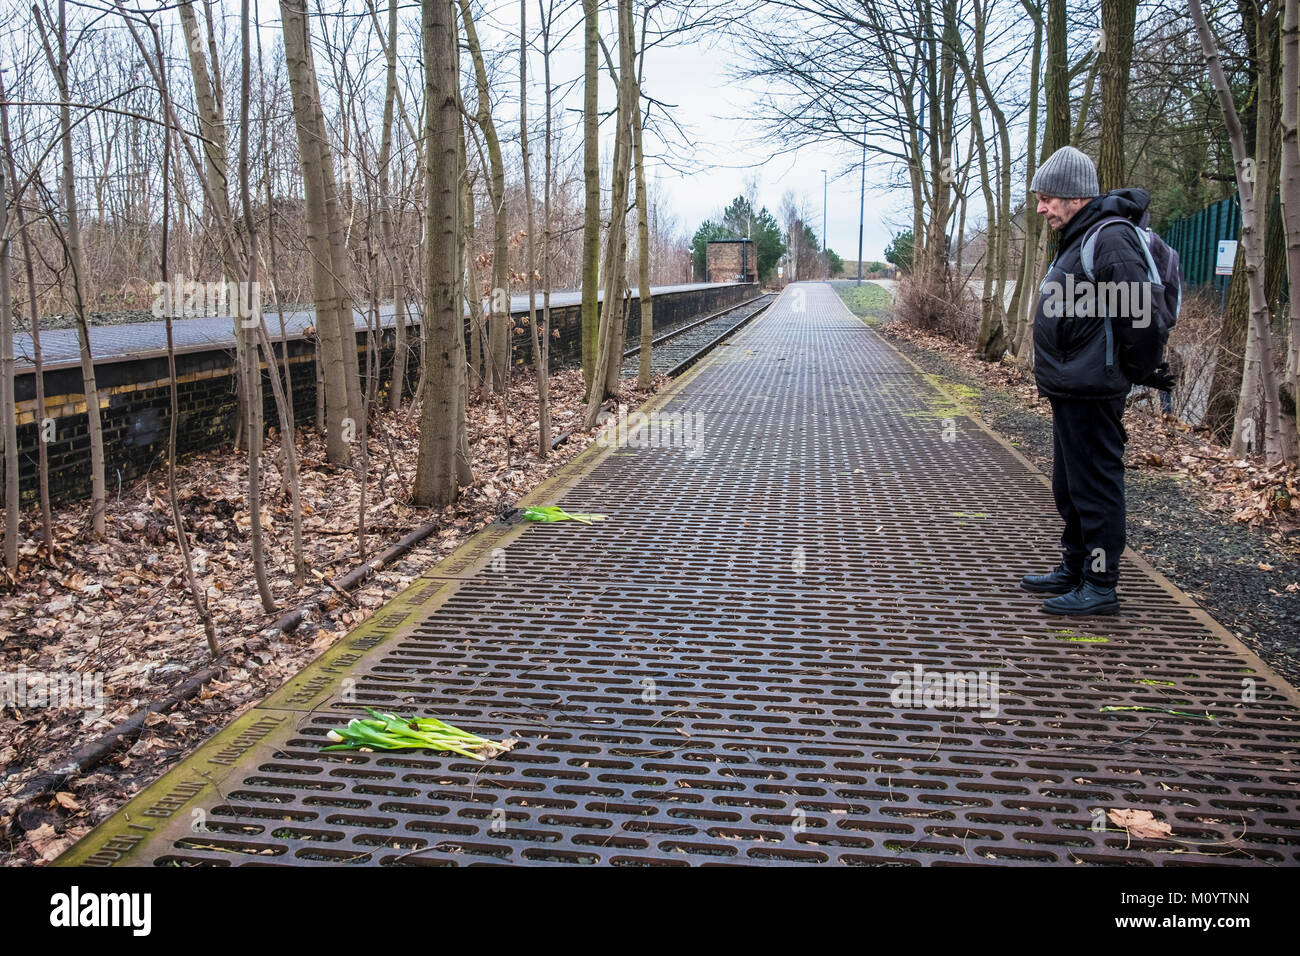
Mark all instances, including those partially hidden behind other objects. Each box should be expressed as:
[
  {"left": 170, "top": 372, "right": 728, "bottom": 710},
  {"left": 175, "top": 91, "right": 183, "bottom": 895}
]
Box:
[{"left": 892, "top": 272, "right": 980, "bottom": 346}]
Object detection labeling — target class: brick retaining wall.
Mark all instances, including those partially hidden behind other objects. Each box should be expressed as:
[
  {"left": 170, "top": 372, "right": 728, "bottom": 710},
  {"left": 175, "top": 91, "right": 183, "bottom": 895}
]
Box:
[{"left": 10, "top": 283, "right": 756, "bottom": 507}]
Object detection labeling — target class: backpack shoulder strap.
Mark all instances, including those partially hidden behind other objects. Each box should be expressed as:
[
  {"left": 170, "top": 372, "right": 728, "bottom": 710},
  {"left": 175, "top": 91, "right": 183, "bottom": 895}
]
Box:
[{"left": 1080, "top": 217, "right": 1161, "bottom": 285}]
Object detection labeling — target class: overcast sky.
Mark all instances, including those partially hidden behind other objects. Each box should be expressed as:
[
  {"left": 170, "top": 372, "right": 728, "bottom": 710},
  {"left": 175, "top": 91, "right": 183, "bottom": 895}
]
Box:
[
  {"left": 462, "top": 0, "right": 915, "bottom": 264},
  {"left": 636, "top": 34, "right": 909, "bottom": 263}
]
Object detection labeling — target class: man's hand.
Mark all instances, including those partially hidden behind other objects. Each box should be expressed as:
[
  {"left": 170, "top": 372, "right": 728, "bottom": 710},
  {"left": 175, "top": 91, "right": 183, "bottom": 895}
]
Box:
[{"left": 1138, "top": 362, "right": 1176, "bottom": 392}]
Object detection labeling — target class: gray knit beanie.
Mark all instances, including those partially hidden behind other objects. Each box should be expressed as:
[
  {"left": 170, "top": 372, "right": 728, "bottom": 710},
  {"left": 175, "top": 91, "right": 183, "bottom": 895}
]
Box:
[{"left": 1030, "top": 146, "right": 1099, "bottom": 198}]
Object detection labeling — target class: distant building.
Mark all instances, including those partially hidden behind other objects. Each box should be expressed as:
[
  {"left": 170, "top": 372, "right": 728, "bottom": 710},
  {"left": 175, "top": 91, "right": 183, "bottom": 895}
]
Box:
[{"left": 706, "top": 239, "right": 757, "bottom": 284}]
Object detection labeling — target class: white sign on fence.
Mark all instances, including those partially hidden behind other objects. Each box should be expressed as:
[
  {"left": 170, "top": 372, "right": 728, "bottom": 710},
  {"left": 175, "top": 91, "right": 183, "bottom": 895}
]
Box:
[{"left": 1216, "top": 240, "right": 1238, "bottom": 275}]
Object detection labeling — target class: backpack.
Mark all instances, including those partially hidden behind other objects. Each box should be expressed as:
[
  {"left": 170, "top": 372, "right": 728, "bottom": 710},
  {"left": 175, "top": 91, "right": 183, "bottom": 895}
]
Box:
[{"left": 1080, "top": 217, "right": 1182, "bottom": 382}]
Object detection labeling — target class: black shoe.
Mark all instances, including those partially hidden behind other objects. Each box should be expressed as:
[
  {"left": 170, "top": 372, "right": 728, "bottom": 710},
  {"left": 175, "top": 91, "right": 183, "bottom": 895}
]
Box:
[
  {"left": 1042, "top": 581, "right": 1120, "bottom": 616},
  {"left": 1020, "top": 563, "right": 1082, "bottom": 594}
]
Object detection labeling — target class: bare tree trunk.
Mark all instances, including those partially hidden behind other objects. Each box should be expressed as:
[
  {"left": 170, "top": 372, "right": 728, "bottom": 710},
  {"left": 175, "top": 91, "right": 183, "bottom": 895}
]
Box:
[
  {"left": 461, "top": 113, "right": 495, "bottom": 400},
  {"left": 1003, "top": 0, "right": 1045, "bottom": 353},
  {"left": 175, "top": 2, "right": 229, "bottom": 247},
  {"left": 537, "top": 0, "right": 555, "bottom": 455},
  {"left": 1017, "top": 228, "right": 1049, "bottom": 367},
  {"left": 633, "top": 32, "right": 654, "bottom": 388},
  {"left": 463, "top": 166, "right": 488, "bottom": 393},
  {"left": 0, "top": 82, "right": 54, "bottom": 554},
  {"left": 113, "top": 4, "right": 291, "bottom": 614},
  {"left": 315, "top": 335, "right": 326, "bottom": 434},
  {"left": 954, "top": 133, "right": 970, "bottom": 278},
  {"left": 1074, "top": 52, "right": 1102, "bottom": 146},
  {"left": 1206, "top": 243, "right": 1250, "bottom": 440},
  {"left": 261, "top": 287, "right": 305, "bottom": 588},
  {"left": 0, "top": 132, "right": 17, "bottom": 571},
  {"left": 255, "top": 10, "right": 304, "bottom": 588},
  {"left": 319, "top": 118, "right": 364, "bottom": 438},
  {"left": 1009, "top": 0, "right": 1044, "bottom": 357},
  {"left": 454, "top": 127, "right": 473, "bottom": 487},
  {"left": 414, "top": 0, "right": 472, "bottom": 506},
  {"left": 1098, "top": 0, "right": 1139, "bottom": 191},
  {"left": 962, "top": 79, "right": 999, "bottom": 357},
  {"left": 280, "top": 0, "right": 355, "bottom": 465},
  {"left": 149, "top": 20, "right": 220, "bottom": 654},
  {"left": 240, "top": 0, "right": 276, "bottom": 612},
  {"left": 458, "top": 0, "right": 510, "bottom": 394},
  {"left": 35, "top": 0, "right": 107, "bottom": 536},
  {"left": 520, "top": 0, "right": 548, "bottom": 457},
  {"left": 264, "top": 187, "right": 299, "bottom": 434},
  {"left": 379, "top": 0, "right": 408, "bottom": 413},
  {"left": 581, "top": 0, "right": 600, "bottom": 393},
  {"left": 1191, "top": 0, "right": 1287, "bottom": 463},
  {"left": 919, "top": 0, "right": 958, "bottom": 310},
  {"left": 977, "top": 3, "right": 1012, "bottom": 359},
  {"left": 583, "top": 0, "right": 635, "bottom": 427},
  {"left": 1043, "top": 0, "right": 1069, "bottom": 262},
  {"left": 116, "top": 8, "right": 223, "bottom": 653},
  {"left": 957, "top": 0, "right": 1008, "bottom": 360},
  {"left": 178, "top": 0, "right": 252, "bottom": 455},
  {"left": 602, "top": 5, "right": 638, "bottom": 398},
  {"left": 1281, "top": 0, "right": 1300, "bottom": 408},
  {"left": 305, "top": 9, "right": 365, "bottom": 432}
]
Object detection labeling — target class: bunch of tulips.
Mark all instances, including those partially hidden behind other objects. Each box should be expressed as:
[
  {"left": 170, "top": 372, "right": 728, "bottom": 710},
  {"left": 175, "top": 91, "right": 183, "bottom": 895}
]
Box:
[{"left": 322, "top": 708, "right": 513, "bottom": 760}]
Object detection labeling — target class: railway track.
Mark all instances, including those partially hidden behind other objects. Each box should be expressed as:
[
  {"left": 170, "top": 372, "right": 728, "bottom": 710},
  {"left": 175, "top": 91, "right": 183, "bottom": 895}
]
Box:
[{"left": 621, "top": 292, "right": 777, "bottom": 378}]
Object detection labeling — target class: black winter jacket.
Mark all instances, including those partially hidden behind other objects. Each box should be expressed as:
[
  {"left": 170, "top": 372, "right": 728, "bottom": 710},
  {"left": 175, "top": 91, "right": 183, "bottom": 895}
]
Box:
[{"left": 1032, "top": 188, "right": 1161, "bottom": 399}]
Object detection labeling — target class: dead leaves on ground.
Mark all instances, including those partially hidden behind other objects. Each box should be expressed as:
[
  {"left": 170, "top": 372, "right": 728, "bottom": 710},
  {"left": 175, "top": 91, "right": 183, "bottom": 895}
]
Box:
[
  {"left": 0, "top": 366, "right": 657, "bottom": 866},
  {"left": 25, "top": 823, "right": 74, "bottom": 863}
]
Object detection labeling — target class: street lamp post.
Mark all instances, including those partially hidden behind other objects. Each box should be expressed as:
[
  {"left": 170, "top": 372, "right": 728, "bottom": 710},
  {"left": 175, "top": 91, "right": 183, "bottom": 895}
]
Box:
[
  {"left": 857, "top": 128, "right": 866, "bottom": 284},
  {"left": 820, "top": 168, "right": 827, "bottom": 279}
]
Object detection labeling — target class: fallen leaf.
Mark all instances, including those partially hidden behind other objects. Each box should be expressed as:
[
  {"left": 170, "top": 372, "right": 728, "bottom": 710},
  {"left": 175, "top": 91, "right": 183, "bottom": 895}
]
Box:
[
  {"left": 1107, "top": 808, "right": 1172, "bottom": 841},
  {"left": 26, "top": 823, "right": 73, "bottom": 862}
]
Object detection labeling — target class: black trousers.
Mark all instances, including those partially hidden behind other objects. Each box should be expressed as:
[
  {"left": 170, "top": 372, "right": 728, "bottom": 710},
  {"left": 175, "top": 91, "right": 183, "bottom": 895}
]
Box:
[{"left": 1048, "top": 396, "right": 1128, "bottom": 587}]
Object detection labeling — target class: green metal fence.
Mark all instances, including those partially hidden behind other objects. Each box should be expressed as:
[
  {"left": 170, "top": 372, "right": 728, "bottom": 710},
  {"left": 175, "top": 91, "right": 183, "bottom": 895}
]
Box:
[{"left": 1160, "top": 196, "right": 1240, "bottom": 298}]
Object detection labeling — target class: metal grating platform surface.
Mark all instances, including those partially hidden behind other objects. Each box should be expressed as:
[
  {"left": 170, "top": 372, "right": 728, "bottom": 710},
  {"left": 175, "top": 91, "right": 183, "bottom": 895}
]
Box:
[{"left": 62, "top": 283, "right": 1300, "bottom": 867}]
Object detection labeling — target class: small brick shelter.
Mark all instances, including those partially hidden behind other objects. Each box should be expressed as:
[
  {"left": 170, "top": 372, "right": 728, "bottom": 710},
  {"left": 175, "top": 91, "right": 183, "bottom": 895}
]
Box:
[{"left": 706, "top": 239, "right": 757, "bottom": 284}]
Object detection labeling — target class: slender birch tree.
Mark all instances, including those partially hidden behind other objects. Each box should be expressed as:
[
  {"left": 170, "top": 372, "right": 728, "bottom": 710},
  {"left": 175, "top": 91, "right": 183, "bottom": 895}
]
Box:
[
  {"left": 0, "top": 80, "right": 54, "bottom": 555},
  {"left": 177, "top": 1, "right": 252, "bottom": 449},
  {"left": 34, "top": 0, "right": 107, "bottom": 536},
  {"left": 377, "top": 0, "right": 409, "bottom": 412},
  {"left": 581, "top": 0, "right": 600, "bottom": 393},
  {"left": 1, "top": 119, "right": 16, "bottom": 571},
  {"left": 280, "top": 0, "right": 360, "bottom": 464},
  {"left": 633, "top": 7, "right": 654, "bottom": 388},
  {"left": 537, "top": 0, "right": 557, "bottom": 454},
  {"left": 521, "top": 0, "right": 551, "bottom": 455},
  {"left": 459, "top": 0, "right": 510, "bottom": 394},
  {"left": 150, "top": 17, "right": 220, "bottom": 654},
  {"left": 583, "top": 0, "right": 636, "bottom": 427}
]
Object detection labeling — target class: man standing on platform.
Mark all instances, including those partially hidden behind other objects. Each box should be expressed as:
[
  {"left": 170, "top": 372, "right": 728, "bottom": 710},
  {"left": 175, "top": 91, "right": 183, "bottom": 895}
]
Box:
[{"left": 1019, "top": 146, "right": 1166, "bottom": 616}]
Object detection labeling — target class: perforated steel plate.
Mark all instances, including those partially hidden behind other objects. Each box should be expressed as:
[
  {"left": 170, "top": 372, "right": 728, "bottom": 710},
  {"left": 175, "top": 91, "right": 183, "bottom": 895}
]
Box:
[{"left": 62, "top": 283, "right": 1300, "bottom": 868}]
